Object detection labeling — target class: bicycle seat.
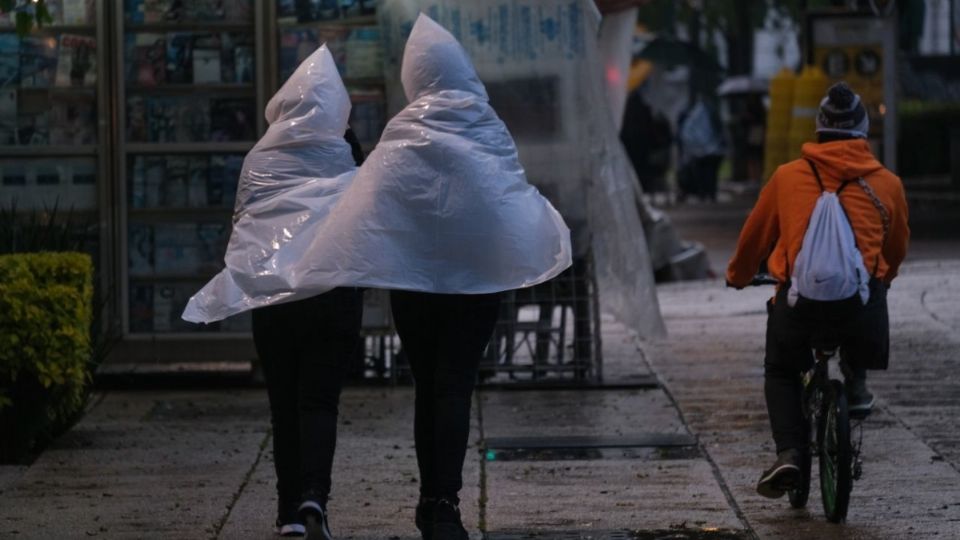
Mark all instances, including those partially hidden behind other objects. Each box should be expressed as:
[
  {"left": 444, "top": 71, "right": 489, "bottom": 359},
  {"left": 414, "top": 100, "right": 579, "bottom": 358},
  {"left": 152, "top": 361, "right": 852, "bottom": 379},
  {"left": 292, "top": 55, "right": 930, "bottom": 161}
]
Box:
[{"left": 810, "top": 333, "right": 841, "bottom": 357}]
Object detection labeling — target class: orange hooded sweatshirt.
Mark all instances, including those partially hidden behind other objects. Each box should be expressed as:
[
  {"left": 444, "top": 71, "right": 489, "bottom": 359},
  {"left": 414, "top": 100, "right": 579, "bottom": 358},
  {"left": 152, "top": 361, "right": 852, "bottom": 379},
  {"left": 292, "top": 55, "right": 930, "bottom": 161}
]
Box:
[{"left": 726, "top": 139, "right": 909, "bottom": 289}]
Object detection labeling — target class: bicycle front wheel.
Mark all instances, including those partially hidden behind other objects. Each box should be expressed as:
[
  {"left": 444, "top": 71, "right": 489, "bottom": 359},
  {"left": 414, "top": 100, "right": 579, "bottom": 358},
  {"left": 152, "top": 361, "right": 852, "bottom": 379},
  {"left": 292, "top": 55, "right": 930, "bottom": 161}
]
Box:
[{"left": 818, "top": 380, "right": 853, "bottom": 523}]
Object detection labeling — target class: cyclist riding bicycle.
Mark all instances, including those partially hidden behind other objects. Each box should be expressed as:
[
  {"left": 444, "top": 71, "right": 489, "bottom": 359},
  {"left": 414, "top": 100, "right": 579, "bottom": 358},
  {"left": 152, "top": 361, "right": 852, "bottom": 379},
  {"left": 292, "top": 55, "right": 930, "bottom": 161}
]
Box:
[{"left": 726, "top": 82, "right": 910, "bottom": 500}]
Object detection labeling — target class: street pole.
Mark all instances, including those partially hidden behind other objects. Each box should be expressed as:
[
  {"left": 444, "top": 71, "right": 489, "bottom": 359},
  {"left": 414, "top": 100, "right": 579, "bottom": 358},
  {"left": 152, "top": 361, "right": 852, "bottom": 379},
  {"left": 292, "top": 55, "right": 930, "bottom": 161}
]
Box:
[{"left": 882, "top": 9, "right": 898, "bottom": 172}]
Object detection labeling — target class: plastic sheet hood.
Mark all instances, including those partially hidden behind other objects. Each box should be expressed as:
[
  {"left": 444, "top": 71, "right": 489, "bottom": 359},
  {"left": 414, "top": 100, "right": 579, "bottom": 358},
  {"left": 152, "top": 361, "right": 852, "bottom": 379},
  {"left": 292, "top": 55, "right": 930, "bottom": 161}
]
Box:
[
  {"left": 275, "top": 13, "right": 571, "bottom": 294},
  {"left": 234, "top": 45, "right": 355, "bottom": 218},
  {"left": 181, "top": 45, "right": 357, "bottom": 323},
  {"left": 401, "top": 13, "right": 487, "bottom": 101}
]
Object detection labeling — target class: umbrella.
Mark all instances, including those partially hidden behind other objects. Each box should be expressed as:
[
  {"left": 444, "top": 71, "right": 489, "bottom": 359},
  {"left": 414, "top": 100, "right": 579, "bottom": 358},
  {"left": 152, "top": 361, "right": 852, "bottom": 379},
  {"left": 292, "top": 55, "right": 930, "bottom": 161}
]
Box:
[
  {"left": 717, "top": 76, "right": 769, "bottom": 96},
  {"left": 635, "top": 36, "right": 724, "bottom": 92},
  {"left": 636, "top": 36, "right": 723, "bottom": 72}
]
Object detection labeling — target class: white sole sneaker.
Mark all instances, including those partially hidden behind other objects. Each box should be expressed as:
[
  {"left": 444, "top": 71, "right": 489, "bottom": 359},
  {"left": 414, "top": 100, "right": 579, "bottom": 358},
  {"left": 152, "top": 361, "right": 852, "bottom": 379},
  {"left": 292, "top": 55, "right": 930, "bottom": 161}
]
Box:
[
  {"left": 298, "top": 500, "right": 333, "bottom": 540},
  {"left": 757, "top": 463, "right": 801, "bottom": 499},
  {"left": 277, "top": 522, "right": 306, "bottom": 537}
]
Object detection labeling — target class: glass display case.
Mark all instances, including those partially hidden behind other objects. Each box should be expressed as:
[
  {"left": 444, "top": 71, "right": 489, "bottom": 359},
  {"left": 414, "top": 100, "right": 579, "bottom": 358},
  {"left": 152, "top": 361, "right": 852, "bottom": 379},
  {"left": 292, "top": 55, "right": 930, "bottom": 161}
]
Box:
[
  {"left": 0, "top": 0, "right": 109, "bottom": 310},
  {"left": 0, "top": 2, "right": 105, "bottom": 212},
  {"left": 114, "top": 0, "right": 265, "bottom": 352}
]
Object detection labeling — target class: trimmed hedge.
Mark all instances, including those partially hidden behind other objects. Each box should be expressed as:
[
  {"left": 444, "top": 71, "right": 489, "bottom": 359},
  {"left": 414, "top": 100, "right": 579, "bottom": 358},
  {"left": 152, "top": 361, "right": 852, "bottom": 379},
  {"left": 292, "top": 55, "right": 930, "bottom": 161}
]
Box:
[{"left": 0, "top": 252, "right": 92, "bottom": 462}]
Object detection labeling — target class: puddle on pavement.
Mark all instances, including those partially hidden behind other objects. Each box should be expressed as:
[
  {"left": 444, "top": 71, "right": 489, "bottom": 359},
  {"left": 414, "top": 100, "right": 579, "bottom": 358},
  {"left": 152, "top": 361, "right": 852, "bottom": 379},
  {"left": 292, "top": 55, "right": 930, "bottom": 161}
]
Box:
[{"left": 485, "top": 529, "right": 749, "bottom": 539}]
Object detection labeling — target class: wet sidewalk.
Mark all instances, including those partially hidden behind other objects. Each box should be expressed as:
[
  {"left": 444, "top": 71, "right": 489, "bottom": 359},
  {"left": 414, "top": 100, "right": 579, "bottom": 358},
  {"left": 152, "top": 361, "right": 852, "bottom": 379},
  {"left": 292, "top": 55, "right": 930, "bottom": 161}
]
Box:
[
  {"left": 3, "top": 187, "right": 960, "bottom": 539},
  {"left": 2, "top": 257, "right": 959, "bottom": 539}
]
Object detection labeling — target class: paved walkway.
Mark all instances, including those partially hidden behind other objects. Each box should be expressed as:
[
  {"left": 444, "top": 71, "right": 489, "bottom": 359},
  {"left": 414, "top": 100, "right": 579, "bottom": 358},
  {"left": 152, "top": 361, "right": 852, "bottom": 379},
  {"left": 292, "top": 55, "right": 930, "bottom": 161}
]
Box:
[{"left": 2, "top": 201, "right": 958, "bottom": 539}]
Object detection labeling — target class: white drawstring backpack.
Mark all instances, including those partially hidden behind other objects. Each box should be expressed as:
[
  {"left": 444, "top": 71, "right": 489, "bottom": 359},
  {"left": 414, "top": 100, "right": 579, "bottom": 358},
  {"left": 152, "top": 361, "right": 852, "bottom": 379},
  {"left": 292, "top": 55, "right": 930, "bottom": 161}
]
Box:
[{"left": 788, "top": 160, "right": 871, "bottom": 307}]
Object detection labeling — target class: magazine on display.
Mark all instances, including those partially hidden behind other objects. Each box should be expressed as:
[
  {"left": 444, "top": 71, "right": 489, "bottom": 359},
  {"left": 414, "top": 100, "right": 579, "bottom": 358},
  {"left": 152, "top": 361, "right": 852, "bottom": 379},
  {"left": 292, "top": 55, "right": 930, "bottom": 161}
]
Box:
[
  {"left": 19, "top": 36, "right": 58, "bottom": 87},
  {"left": 344, "top": 27, "right": 382, "bottom": 79},
  {"left": 223, "top": 0, "right": 253, "bottom": 22},
  {"left": 210, "top": 98, "right": 255, "bottom": 141},
  {"left": 49, "top": 99, "right": 96, "bottom": 145},
  {"left": 166, "top": 32, "right": 193, "bottom": 84},
  {"left": 186, "top": 0, "right": 225, "bottom": 21},
  {"left": 55, "top": 33, "right": 97, "bottom": 87},
  {"left": 143, "top": 0, "right": 175, "bottom": 23},
  {"left": 233, "top": 45, "right": 254, "bottom": 84},
  {"left": 348, "top": 91, "right": 385, "bottom": 147},
  {"left": 162, "top": 156, "right": 189, "bottom": 207},
  {"left": 128, "top": 222, "right": 154, "bottom": 275},
  {"left": 17, "top": 110, "right": 49, "bottom": 145},
  {"left": 208, "top": 154, "right": 242, "bottom": 208},
  {"left": 0, "top": 89, "right": 15, "bottom": 145},
  {"left": 197, "top": 222, "right": 229, "bottom": 273},
  {"left": 129, "top": 284, "right": 154, "bottom": 332},
  {"left": 61, "top": 0, "right": 94, "bottom": 25},
  {"left": 192, "top": 44, "right": 221, "bottom": 84},
  {"left": 126, "top": 33, "right": 166, "bottom": 86},
  {"left": 126, "top": 95, "right": 148, "bottom": 141},
  {"left": 187, "top": 156, "right": 209, "bottom": 207},
  {"left": 143, "top": 156, "right": 164, "bottom": 207},
  {"left": 0, "top": 35, "right": 18, "bottom": 86},
  {"left": 130, "top": 156, "right": 147, "bottom": 208},
  {"left": 279, "top": 29, "right": 319, "bottom": 82},
  {"left": 153, "top": 283, "right": 200, "bottom": 332},
  {"left": 176, "top": 98, "right": 211, "bottom": 142},
  {"left": 154, "top": 223, "right": 203, "bottom": 274},
  {"left": 147, "top": 97, "right": 177, "bottom": 142}
]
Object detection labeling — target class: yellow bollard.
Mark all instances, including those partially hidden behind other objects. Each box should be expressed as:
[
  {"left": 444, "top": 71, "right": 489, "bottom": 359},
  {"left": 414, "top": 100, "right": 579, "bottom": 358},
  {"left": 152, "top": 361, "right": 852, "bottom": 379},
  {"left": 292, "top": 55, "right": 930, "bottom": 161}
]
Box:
[
  {"left": 787, "top": 65, "right": 829, "bottom": 162},
  {"left": 762, "top": 67, "right": 796, "bottom": 182}
]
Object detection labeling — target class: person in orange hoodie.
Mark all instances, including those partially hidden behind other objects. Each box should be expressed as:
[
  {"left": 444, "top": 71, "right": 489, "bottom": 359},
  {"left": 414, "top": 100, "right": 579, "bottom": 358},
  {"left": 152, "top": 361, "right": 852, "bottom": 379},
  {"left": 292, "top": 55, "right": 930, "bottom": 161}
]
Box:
[{"left": 726, "top": 82, "right": 909, "bottom": 499}]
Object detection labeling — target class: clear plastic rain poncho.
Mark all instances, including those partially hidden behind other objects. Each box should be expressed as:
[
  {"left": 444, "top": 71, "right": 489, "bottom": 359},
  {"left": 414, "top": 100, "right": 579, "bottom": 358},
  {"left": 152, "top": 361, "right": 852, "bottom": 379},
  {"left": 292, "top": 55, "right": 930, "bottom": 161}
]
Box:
[
  {"left": 183, "top": 16, "right": 570, "bottom": 323},
  {"left": 182, "top": 45, "right": 357, "bottom": 323},
  {"left": 275, "top": 14, "right": 571, "bottom": 294}
]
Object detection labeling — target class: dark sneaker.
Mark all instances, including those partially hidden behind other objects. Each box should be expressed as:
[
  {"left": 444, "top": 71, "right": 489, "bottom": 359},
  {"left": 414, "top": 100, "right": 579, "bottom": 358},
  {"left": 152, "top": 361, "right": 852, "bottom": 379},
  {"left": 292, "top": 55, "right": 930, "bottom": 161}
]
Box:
[
  {"left": 298, "top": 500, "right": 333, "bottom": 540},
  {"left": 756, "top": 449, "right": 801, "bottom": 499},
  {"left": 432, "top": 498, "right": 468, "bottom": 540},
  {"left": 276, "top": 499, "right": 305, "bottom": 537},
  {"left": 847, "top": 376, "right": 875, "bottom": 415},
  {"left": 415, "top": 497, "right": 436, "bottom": 540}
]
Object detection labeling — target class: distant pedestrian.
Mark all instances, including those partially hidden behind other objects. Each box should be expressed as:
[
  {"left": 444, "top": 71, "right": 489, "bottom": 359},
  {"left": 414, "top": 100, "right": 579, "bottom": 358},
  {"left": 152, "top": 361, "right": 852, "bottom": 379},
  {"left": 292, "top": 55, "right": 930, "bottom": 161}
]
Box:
[
  {"left": 620, "top": 88, "right": 673, "bottom": 198},
  {"left": 677, "top": 96, "right": 726, "bottom": 201}
]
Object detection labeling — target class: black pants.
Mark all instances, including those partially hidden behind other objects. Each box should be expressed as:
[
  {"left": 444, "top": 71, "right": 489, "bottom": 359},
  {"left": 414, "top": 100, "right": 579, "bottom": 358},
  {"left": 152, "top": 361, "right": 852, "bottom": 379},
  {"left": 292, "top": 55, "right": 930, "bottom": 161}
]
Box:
[
  {"left": 764, "top": 280, "right": 889, "bottom": 453},
  {"left": 390, "top": 290, "right": 501, "bottom": 503},
  {"left": 679, "top": 155, "right": 722, "bottom": 200},
  {"left": 252, "top": 288, "right": 364, "bottom": 511}
]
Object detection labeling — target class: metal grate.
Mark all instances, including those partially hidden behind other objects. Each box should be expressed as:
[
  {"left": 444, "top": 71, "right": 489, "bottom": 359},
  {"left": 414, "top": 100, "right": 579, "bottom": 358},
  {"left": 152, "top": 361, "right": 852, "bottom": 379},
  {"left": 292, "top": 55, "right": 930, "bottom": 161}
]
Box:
[
  {"left": 482, "top": 434, "right": 700, "bottom": 462},
  {"left": 353, "top": 254, "right": 603, "bottom": 385},
  {"left": 481, "top": 254, "right": 602, "bottom": 384}
]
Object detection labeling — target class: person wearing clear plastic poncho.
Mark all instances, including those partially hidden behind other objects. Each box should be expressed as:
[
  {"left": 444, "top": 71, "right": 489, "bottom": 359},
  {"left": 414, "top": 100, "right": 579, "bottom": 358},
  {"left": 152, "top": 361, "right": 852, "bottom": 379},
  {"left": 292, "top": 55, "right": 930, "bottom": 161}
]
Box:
[
  {"left": 309, "top": 15, "right": 570, "bottom": 539},
  {"left": 185, "top": 46, "right": 365, "bottom": 538}
]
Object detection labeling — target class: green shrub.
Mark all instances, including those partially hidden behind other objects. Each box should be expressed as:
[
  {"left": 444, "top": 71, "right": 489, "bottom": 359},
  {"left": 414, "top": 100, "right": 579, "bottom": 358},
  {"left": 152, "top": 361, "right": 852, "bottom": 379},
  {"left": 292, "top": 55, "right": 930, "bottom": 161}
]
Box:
[{"left": 0, "top": 252, "right": 92, "bottom": 462}]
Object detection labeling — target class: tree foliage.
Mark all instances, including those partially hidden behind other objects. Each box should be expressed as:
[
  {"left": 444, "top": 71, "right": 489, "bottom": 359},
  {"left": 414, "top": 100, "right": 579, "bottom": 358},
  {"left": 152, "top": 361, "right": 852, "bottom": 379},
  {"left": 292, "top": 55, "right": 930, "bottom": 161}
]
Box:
[{"left": 0, "top": 0, "right": 54, "bottom": 36}]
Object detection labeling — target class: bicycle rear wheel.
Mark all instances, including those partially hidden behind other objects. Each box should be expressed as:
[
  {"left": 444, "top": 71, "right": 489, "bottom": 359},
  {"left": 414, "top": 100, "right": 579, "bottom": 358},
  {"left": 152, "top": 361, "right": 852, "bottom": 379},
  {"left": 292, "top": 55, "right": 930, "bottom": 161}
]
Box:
[{"left": 818, "top": 380, "right": 853, "bottom": 522}]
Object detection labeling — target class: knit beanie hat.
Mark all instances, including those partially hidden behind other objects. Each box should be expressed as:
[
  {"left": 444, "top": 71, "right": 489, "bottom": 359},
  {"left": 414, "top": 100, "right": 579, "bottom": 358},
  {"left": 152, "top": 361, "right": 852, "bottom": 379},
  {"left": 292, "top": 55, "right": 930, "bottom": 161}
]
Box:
[{"left": 816, "top": 81, "right": 869, "bottom": 139}]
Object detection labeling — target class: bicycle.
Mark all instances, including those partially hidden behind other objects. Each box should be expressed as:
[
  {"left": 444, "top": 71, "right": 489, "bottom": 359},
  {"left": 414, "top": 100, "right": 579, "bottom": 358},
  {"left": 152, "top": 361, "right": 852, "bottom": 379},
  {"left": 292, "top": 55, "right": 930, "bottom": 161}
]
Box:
[{"left": 749, "top": 274, "right": 867, "bottom": 523}]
